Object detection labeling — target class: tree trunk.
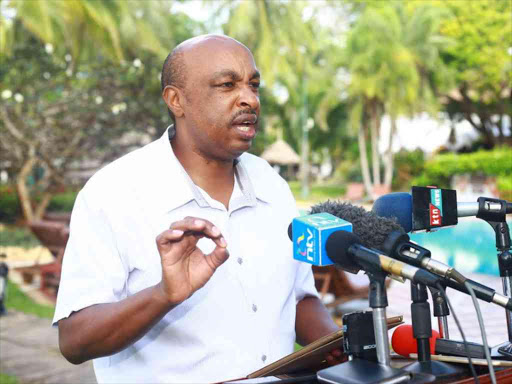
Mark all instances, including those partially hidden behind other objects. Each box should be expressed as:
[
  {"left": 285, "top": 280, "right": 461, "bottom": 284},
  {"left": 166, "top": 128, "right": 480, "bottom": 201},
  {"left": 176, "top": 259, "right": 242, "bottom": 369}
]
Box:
[
  {"left": 383, "top": 116, "right": 397, "bottom": 187},
  {"left": 16, "top": 157, "right": 37, "bottom": 222},
  {"left": 370, "top": 102, "right": 381, "bottom": 186},
  {"left": 459, "top": 86, "right": 496, "bottom": 148},
  {"left": 358, "top": 123, "right": 373, "bottom": 198},
  {"left": 34, "top": 190, "right": 53, "bottom": 220}
]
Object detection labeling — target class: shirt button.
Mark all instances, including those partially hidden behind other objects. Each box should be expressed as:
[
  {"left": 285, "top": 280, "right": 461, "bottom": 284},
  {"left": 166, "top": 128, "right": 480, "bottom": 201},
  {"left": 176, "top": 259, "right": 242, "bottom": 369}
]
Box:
[
  {"left": 261, "top": 355, "right": 267, "bottom": 362},
  {"left": 252, "top": 304, "right": 258, "bottom": 312},
  {"left": 237, "top": 257, "right": 243, "bottom": 265}
]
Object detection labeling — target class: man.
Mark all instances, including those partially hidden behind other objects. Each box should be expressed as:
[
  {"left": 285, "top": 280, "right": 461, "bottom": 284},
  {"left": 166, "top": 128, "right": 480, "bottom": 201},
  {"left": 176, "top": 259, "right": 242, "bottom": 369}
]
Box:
[{"left": 54, "top": 35, "right": 343, "bottom": 383}]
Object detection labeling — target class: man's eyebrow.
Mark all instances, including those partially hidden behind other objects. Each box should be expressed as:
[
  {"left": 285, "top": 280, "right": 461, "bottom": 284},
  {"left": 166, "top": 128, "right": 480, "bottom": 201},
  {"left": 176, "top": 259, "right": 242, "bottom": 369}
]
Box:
[
  {"left": 250, "top": 70, "right": 261, "bottom": 80},
  {"left": 211, "top": 70, "right": 242, "bottom": 81},
  {"left": 210, "top": 69, "right": 261, "bottom": 81}
]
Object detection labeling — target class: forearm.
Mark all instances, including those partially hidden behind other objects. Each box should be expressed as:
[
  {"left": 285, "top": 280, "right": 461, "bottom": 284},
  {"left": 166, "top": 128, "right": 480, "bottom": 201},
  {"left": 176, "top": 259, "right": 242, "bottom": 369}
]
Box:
[
  {"left": 295, "top": 296, "right": 339, "bottom": 346},
  {"left": 58, "top": 283, "right": 175, "bottom": 364}
]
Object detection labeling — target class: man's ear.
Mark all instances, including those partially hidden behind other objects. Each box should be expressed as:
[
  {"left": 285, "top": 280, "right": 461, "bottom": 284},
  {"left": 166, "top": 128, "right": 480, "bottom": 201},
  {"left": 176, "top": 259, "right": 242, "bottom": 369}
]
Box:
[{"left": 162, "top": 85, "right": 185, "bottom": 118}]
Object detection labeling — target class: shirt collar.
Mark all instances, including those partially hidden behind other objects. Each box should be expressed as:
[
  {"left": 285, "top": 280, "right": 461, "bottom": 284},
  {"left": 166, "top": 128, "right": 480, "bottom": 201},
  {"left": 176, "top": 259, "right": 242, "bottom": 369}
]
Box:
[{"left": 153, "top": 125, "right": 271, "bottom": 214}]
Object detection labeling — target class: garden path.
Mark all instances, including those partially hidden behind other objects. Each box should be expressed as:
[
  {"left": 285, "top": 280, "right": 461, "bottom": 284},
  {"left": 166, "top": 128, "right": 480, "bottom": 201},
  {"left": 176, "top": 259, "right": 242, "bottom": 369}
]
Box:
[{"left": 0, "top": 310, "right": 96, "bottom": 384}]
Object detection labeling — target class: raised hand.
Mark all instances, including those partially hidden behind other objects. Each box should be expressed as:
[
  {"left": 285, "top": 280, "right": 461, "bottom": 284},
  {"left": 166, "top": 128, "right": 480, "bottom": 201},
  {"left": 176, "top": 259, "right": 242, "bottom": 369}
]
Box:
[{"left": 155, "top": 217, "right": 229, "bottom": 305}]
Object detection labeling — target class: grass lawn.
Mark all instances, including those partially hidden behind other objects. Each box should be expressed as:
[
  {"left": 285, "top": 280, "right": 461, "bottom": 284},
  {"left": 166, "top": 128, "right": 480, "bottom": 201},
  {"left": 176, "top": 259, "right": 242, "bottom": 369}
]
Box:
[
  {"left": 288, "top": 181, "right": 345, "bottom": 205},
  {"left": 5, "top": 279, "right": 55, "bottom": 319},
  {"left": 0, "top": 373, "right": 18, "bottom": 384}
]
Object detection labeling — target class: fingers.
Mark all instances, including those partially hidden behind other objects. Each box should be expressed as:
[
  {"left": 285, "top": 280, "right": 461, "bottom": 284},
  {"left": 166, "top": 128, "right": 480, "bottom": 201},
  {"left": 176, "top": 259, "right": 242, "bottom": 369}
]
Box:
[
  {"left": 325, "top": 348, "right": 346, "bottom": 366},
  {"left": 156, "top": 229, "right": 185, "bottom": 246},
  {"left": 170, "top": 217, "right": 227, "bottom": 248},
  {"left": 326, "top": 353, "right": 336, "bottom": 366},
  {"left": 204, "top": 246, "right": 230, "bottom": 271}
]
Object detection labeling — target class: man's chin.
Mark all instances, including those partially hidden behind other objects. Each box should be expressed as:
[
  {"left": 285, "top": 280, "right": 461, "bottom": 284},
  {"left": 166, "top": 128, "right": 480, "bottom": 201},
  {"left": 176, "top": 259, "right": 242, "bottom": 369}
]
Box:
[{"left": 229, "top": 139, "right": 253, "bottom": 159}]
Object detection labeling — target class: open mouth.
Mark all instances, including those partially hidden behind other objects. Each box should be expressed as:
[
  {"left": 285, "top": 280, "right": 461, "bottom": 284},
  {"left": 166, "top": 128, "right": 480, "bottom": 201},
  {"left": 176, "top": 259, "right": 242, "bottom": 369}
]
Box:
[
  {"left": 236, "top": 123, "right": 254, "bottom": 132},
  {"left": 232, "top": 113, "right": 258, "bottom": 138}
]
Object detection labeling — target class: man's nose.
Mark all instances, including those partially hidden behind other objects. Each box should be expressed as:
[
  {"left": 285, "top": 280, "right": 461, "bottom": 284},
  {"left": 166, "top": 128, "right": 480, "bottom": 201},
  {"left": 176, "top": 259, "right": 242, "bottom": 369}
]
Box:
[{"left": 238, "top": 86, "right": 260, "bottom": 111}]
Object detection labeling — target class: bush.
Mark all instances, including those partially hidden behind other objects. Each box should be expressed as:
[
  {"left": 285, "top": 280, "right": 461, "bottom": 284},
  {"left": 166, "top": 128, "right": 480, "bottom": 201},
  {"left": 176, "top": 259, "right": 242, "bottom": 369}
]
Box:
[
  {"left": 0, "top": 185, "right": 78, "bottom": 222},
  {"left": 392, "top": 149, "right": 425, "bottom": 191},
  {"left": 47, "top": 190, "right": 78, "bottom": 212},
  {"left": 412, "top": 147, "right": 512, "bottom": 196},
  {"left": 0, "top": 185, "right": 21, "bottom": 223}
]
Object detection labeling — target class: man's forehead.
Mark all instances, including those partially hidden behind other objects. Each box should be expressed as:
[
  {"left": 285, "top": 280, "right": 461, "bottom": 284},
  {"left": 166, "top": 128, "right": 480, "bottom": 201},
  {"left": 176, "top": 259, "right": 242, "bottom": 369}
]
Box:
[
  {"left": 179, "top": 35, "right": 257, "bottom": 73},
  {"left": 177, "top": 34, "right": 248, "bottom": 53}
]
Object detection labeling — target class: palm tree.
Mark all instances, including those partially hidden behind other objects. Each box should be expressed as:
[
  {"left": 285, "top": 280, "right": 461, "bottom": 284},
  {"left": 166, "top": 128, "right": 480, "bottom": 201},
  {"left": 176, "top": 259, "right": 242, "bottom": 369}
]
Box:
[
  {"left": 344, "top": 2, "right": 451, "bottom": 198},
  {"left": 3, "top": 0, "right": 177, "bottom": 65},
  {"left": 218, "top": 0, "right": 342, "bottom": 194}
]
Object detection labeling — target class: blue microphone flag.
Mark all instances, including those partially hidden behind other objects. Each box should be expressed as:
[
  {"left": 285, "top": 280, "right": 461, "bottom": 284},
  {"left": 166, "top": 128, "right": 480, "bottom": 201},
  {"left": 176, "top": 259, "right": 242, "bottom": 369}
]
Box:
[{"left": 292, "top": 212, "right": 352, "bottom": 266}]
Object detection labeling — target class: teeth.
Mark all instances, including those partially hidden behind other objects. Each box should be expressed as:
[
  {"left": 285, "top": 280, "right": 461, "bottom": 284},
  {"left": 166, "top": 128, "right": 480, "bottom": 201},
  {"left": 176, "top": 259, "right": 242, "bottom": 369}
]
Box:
[{"left": 238, "top": 126, "right": 250, "bottom": 132}]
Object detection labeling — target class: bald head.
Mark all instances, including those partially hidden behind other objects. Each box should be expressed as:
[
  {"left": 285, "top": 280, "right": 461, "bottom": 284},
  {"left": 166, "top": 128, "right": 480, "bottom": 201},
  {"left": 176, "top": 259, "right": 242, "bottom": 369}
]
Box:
[{"left": 161, "top": 35, "right": 252, "bottom": 122}]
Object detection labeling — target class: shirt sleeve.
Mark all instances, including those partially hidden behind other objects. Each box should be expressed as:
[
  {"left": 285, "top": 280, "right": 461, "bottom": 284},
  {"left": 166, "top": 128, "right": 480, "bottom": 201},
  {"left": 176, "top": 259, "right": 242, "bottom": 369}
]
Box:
[
  {"left": 294, "top": 260, "right": 320, "bottom": 303},
  {"left": 53, "top": 189, "right": 128, "bottom": 325},
  {"left": 277, "top": 179, "right": 320, "bottom": 303}
]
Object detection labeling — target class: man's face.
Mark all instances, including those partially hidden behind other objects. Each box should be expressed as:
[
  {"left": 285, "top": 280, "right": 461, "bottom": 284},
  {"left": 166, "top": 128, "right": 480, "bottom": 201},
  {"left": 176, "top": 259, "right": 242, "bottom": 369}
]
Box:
[{"left": 179, "top": 38, "right": 261, "bottom": 161}]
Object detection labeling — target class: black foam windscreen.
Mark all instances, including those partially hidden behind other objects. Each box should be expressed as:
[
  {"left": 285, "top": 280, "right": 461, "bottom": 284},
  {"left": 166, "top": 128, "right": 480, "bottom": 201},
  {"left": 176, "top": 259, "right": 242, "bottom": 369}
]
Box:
[
  {"left": 310, "top": 200, "right": 404, "bottom": 251},
  {"left": 325, "top": 230, "right": 361, "bottom": 273},
  {"left": 372, "top": 193, "right": 413, "bottom": 233}
]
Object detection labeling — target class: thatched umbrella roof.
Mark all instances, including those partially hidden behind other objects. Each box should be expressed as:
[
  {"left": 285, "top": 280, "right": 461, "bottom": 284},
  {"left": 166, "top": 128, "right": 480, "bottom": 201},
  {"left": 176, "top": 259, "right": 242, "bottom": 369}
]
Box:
[{"left": 261, "top": 139, "right": 300, "bottom": 165}]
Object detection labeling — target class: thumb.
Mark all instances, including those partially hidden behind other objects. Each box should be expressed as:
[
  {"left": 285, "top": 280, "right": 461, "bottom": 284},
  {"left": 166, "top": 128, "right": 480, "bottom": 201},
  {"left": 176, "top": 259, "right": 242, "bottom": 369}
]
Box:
[{"left": 204, "top": 246, "right": 230, "bottom": 271}]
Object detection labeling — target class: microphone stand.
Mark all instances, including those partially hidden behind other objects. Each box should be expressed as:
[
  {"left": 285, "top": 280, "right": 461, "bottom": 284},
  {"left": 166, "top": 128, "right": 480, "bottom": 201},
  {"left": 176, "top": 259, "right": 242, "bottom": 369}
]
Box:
[
  {"left": 427, "top": 286, "right": 450, "bottom": 339},
  {"left": 317, "top": 271, "right": 417, "bottom": 383},
  {"left": 403, "top": 283, "right": 462, "bottom": 378},
  {"left": 368, "top": 271, "right": 392, "bottom": 366},
  {"left": 477, "top": 197, "right": 512, "bottom": 359},
  {"left": 318, "top": 270, "right": 440, "bottom": 383}
]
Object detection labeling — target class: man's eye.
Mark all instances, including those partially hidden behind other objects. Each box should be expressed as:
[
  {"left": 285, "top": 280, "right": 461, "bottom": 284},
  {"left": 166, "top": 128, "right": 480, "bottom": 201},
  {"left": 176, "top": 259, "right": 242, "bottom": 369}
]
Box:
[
  {"left": 251, "top": 82, "right": 260, "bottom": 89},
  {"left": 221, "top": 82, "right": 234, "bottom": 88}
]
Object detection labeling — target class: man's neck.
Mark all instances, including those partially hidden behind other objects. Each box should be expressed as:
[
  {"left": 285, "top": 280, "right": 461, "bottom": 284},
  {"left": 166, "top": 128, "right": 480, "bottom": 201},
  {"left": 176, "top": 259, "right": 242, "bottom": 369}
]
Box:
[{"left": 170, "top": 138, "right": 235, "bottom": 209}]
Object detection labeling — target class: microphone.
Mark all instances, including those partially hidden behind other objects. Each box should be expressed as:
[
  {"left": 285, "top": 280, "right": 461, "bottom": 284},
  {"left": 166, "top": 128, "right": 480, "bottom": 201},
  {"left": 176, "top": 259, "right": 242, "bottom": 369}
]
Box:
[
  {"left": 290, "top": 212, "right": 352, "bottom": 267},
  {"left": 392, "top": 324, "right": 491, "bottom": 359},
  {"left": 311, "top": 200, "right": 463, "bottom": 282},
  {"left": 310, "top": 200, "right": 512, "bottom": 310},
  {"left": 372, "top": 189, "right": 512, "bottom": 233},
  {"left": 391, "top": 324, "right": 438, "bottom": 357},
  {"left": 326, "top": 230, "right": 442, "bottom": 287}
]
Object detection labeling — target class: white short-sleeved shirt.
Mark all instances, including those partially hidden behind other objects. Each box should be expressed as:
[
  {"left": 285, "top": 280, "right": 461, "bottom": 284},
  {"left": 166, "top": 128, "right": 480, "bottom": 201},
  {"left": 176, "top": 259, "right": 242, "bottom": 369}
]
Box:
[{"left": 53, "top": 128, "right": 319, "bottom": 383}]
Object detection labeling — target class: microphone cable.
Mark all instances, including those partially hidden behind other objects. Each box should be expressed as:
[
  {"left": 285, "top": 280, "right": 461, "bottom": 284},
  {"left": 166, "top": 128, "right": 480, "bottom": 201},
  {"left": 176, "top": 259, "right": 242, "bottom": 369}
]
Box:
[
  {"left": 463, "top": 280, "right": 497, "bottom": 384},
  {"left": 436, "top": 282, "right": 480, "bottom": 384}
]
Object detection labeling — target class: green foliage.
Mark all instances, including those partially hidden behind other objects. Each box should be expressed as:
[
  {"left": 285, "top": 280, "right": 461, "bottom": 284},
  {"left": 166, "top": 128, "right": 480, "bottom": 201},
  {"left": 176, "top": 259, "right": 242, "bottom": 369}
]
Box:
[
  {"left": 2, "top": 0, "right": 197, "bottom": 63},
  {"left": 5, "top": 279, "right": 55, "bottom": 319},
  {"left": 1, "top": 2, "right": 200, "bottom": 221},
  {"left": 0, "top": 185, "right": 77, "bottom": 223},
  {"left": 343, "top": 1, "right": 452, "bottom": 192},
  {"left": 1, "top": 0, "right": 509, "bottom": 203},
  {"left": 46, "top": 191, "right": 78, "bottom": 213},
  {"left": 0, "top": 226, "right": 40, "bottom": 248},
  {"left": 412, "top": 147, "right": 512, "bottom": 192},
  {"left": 0, "top": 185, "right": 21, "bottom": 223},
  {"left": 288, "top": 181, "right": 345, "bottom": 203},
  {"left": 440, "top": 0, "right": 511, "bottom": 96},
  {"left": 392, "top": 149, "right": 426, "bottom": 190},
  {"left": 346, "top": 2, "right": 451, "bottom": 120},
  {"left": 221, "top": 1, "right": 351, "bottom": 168},
  {"left": 0, "top": 373, "right": 19, "bottom": 384},
  {"left": 438, "top": 0, "right": 511, "bottom": 147}
]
